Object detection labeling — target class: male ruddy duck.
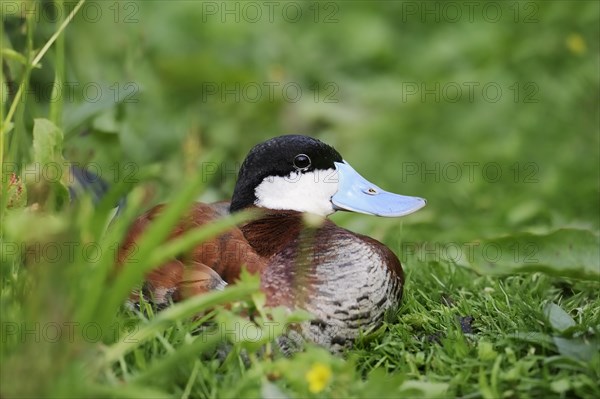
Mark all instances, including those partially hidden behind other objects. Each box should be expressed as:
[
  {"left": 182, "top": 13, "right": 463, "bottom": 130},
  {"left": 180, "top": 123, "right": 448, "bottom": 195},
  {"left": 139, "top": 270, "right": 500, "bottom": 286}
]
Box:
[{"left": 118, "top": 135, "right": 425, "bottom": 352}]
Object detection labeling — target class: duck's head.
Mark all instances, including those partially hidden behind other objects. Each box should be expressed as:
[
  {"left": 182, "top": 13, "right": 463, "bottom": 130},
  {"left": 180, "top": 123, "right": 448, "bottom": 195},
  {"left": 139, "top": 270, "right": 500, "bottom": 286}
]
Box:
[{"left": 230, "top": 135, "right": 426, "bottom": 217}]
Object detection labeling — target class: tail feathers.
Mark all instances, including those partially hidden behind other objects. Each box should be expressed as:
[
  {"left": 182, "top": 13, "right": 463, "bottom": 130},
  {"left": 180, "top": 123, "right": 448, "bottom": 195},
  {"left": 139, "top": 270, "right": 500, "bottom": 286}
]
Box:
[{"left": 68, "top": 165, "right": 126, "bottom": 219}]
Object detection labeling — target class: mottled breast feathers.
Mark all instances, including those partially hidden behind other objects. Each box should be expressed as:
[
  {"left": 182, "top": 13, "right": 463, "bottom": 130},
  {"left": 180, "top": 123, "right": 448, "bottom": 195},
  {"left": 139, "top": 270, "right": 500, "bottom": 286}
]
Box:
[{"left": 257, "top": 212, "right": 404, "bottom": 351}]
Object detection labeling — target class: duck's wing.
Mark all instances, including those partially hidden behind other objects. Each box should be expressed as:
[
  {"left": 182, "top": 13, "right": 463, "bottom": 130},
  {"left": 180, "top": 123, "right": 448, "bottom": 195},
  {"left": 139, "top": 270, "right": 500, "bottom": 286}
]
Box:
[
  {"left": 127, "top": 259, "right": 227, "bottom": 309},
  {"left": 119, "top": 202, "right": 266, "bottom": 307}
]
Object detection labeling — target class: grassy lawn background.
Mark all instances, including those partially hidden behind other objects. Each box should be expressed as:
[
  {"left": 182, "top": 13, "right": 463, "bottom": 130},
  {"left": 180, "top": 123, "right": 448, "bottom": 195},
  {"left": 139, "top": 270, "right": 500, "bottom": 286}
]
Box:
[{"left": 1, "top": 1, "right": 599, "bottom": 398}]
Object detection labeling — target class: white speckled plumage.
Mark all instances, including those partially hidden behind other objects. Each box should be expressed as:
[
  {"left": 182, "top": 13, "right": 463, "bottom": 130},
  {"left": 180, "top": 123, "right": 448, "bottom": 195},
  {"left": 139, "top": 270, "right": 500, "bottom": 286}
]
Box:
[{"left": 263, "top": 227, "right": 403, "bottom": 353}]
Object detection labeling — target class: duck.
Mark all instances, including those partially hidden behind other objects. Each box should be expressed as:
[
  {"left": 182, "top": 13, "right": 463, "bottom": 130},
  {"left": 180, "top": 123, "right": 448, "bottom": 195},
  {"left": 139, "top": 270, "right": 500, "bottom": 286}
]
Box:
[{"left": 117, "top": 135, "right": 426, "bottom": 352}]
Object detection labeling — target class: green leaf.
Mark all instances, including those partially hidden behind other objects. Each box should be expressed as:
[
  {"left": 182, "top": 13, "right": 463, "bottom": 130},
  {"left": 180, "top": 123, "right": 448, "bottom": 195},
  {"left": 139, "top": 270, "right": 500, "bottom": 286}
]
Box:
[
  {"left": 261, "top": 380, "right": 289, "bottom": 399},
  {"left": 477, "top": 341, "right": 498, "bottom": 361},
  {"left": 1, "top": 121, "right": 13, "bottom": 134},
  {"left": 398, "top": 380, "right": 449, "bottom": 398},
  {"left": 507, "top": 332, "right": 555, "bottom": 349},
  {"left": 29, "top": 119, "right": 70, "bottom": 207},
  {"left": 553, "top": 337, "right": 598, "bottom": 363},
  {"left": 361, "top": 368, "right": 448, "bottom": 399},
  {"left": 550, "top": 378, "right": 571, "bottom": 394},
  {"left": 544, "top": 302, "right": 576, "bottom": 332},
  {"left": 467, "top": 229, "right": 600, "bottom": 281},
  {"left": 1, "top": 48, "right": 30, "bottom": 66},
  {"left": 32, "top": 118, "right": 65, "bottom": 165}
]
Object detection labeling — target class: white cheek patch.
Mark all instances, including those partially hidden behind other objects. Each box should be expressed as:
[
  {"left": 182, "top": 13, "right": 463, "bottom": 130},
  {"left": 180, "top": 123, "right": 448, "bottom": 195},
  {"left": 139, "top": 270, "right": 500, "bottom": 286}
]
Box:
[{"left": 254, "top": 169, "right": 339, "bottom": 216}]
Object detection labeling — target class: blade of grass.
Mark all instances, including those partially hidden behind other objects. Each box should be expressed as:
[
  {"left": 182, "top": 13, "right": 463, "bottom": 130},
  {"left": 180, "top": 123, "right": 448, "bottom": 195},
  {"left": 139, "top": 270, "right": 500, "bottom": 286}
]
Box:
[
  {"left": 1, "top": 0, "right": 86, "bottom": 136},
  {"left": 1, "top": 24, "right": 5, "bottom": 171},
  {"left": 100, "top": 279, "right": 259, "bottom": 364},
  {"left": 181, "top": 360, "right": 202, "bottom": 399},
  {"left": 145, "top": 208, "right": 260, "bottom": 267},
  {"left": 130, "top": 337, "right": 217, "bottom": 385},
  {"left": 72, "top": 187, "right": 146, "bottom": 325},
  {"left": 9, "top": 8, "right": 35, "bottom": 163},
  {"left": 97, "top": 158, "right": 229, "bottom": 321},
  {"left": 49, "top": 0, "right": 65, "bottom": 127}
]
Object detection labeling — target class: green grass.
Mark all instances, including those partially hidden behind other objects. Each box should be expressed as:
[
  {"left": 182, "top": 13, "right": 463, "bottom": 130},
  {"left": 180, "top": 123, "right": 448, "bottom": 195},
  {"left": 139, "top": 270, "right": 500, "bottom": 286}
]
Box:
[{"left": 1, "top": 1, "right": 599, "bottom": 398}]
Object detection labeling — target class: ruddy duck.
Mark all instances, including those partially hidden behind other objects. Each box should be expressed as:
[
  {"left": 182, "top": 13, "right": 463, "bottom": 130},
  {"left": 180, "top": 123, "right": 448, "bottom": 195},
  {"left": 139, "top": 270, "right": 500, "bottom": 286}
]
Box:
[{"left": 119, "top": 135, "right": 425, "bottom": 352}]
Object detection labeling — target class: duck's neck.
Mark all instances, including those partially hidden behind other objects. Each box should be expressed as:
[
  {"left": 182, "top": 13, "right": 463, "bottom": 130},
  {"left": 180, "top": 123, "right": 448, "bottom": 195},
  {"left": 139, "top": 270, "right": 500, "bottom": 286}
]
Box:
[{"left": 240, "top": 209, "right": 307, "bottom": 258}]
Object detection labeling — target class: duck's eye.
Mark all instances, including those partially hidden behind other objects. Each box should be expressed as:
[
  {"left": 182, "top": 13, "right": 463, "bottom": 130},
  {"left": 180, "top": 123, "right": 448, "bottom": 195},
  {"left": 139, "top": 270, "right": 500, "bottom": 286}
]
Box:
[{"left": 293, "top": 154, "right": 311, "bottom": 170}]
